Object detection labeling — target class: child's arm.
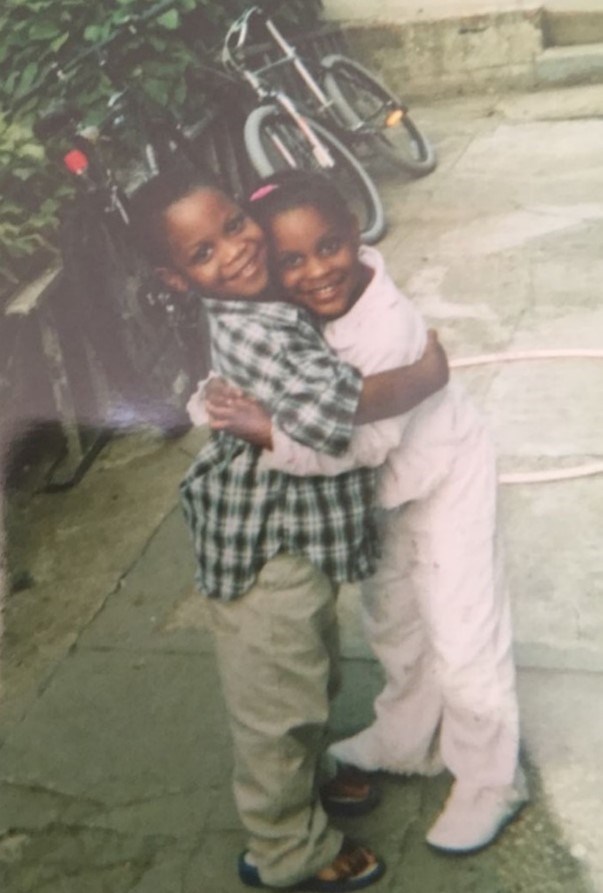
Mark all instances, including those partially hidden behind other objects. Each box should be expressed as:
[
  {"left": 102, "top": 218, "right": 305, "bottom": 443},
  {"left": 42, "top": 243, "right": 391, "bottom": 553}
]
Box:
[
  {"left": 207, "top": 304, "right": 447, "bottom": 458},
  {"left": 206, "top": 329, "right": 448, "bottom": 436},
  {"left": 209, "top": 309, "right": 363, "bottom": 457},
  {"left": 206, "top": 331, "right": 449, "bottom": 476},
  {"left": 355, "top": 330, "right": 448, "bottom": 423},
  {"left": 208, "top": 392, "right": 404, "bottom": 475},
  {"left": 204, "top": 329, "right": 448, "bottom": 437}
]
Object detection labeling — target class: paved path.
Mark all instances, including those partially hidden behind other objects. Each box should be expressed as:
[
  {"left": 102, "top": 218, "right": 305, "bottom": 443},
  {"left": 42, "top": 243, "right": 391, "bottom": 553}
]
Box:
[{"left": 2, "top": 84, "right": 603, "bottom": 892}]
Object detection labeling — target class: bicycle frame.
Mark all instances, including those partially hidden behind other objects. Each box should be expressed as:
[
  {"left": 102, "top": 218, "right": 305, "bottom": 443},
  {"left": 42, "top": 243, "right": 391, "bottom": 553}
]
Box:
[
  {"left": 222, "top": 5, "right": 334, "bottom": 113},
  {"left": 222, "top": 5, "right": 416, "bottom": 145},
  {"left": 222, "top": 6, "right": 337, "bottom": 168}
]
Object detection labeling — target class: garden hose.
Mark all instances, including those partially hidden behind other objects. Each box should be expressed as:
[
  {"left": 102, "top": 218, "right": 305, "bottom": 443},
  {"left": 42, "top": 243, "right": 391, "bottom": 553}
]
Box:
[{"left": 450, "top": 349, "right": 603, "bottom": 484}]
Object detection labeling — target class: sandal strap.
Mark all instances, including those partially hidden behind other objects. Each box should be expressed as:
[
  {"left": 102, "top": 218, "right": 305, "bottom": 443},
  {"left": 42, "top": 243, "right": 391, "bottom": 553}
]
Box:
[
  {"left": 324, "top": 839, "right": 378, "bottom": 882},
  {"left": 320, "top": 769, "right": 380, "bottom": 819}
]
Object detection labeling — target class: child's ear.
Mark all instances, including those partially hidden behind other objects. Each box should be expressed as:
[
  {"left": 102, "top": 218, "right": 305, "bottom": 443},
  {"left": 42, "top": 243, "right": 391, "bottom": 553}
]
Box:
[{"left": 156, "top": 266, "right": 189, "bottom": 294}]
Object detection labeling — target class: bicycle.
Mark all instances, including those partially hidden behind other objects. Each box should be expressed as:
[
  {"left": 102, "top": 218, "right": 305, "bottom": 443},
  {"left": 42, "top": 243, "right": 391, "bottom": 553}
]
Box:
[
  {"left": 223, "top": 1, "right": 436, "bottom": 242},
  {"left": 20, "top": 0, "right": 387, "bottom": 422},
  {"left": 14, "top": 0, "right": 245, "bottom": 435},
  {"left": 221, "top": 1, "right": 386, "bottom": 243},
  {"left": 10, "top": 0, "right": 432, "bottom": 436}
]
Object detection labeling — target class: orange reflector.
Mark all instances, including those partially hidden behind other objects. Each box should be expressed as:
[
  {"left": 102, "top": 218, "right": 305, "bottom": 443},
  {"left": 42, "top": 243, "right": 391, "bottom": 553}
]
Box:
[{"left": 385, "top": 109, "right": 404, "bottom": 128}]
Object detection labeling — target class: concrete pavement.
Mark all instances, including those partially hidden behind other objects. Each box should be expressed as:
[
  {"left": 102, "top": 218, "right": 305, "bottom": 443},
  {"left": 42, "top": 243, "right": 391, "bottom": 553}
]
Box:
[{"left": 2, "top": 83, "right": 603, "bottom": 891}]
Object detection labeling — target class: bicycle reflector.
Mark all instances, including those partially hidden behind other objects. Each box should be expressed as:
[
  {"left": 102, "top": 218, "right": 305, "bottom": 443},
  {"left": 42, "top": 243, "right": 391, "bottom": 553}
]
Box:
[
  {"left": 63, "top": 148, "right": 89, "bottom": 175},
  {"left": 385, "top": 109, "right": 405, "bottom": 128}
]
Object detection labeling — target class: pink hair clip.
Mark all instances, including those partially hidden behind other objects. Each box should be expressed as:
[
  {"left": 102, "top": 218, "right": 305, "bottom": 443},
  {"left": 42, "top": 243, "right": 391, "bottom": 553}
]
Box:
[{"left": 249, "top": 183, "right": 279, "bottom": 202}]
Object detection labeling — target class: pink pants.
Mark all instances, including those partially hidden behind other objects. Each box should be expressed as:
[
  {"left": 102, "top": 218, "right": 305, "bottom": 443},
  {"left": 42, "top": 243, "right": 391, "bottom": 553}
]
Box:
[{"left": 332, "top": 387, "right": 520, "bottom": 789}]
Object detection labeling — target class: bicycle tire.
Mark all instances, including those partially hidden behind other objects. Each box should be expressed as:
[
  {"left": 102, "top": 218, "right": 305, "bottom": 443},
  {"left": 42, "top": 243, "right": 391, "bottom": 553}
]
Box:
[
  {"left": 244, "top": 104, "right": 386, "bottom": 244},
  {"left": 321, "top": 55, "right": 436, "bottom": 177}
]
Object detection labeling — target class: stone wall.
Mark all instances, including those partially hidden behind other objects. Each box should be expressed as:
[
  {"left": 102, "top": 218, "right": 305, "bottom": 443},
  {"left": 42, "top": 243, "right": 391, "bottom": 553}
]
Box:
[{"left": 321, "top": 2, "right": 586, "bottom": 98}]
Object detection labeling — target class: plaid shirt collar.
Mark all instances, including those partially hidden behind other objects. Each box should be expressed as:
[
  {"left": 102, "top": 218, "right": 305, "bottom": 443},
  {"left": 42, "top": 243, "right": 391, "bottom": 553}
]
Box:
[{"left": 203, "top": 296, "right": 322, "bottom": 329}]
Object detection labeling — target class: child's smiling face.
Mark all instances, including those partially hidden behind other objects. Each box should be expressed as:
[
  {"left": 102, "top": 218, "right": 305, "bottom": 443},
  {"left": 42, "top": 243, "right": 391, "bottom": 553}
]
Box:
[
  {"left": 269, "top": 204, "right": 368, "bottom": 321},
  {"left": 159, "top": 187, "right": 269, "bottom": 299}
]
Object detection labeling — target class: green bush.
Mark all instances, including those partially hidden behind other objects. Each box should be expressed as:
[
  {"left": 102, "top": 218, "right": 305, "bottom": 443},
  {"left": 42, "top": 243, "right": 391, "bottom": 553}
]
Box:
[{"left": 0, "top": 0, "right": 323, "bottom": 303}]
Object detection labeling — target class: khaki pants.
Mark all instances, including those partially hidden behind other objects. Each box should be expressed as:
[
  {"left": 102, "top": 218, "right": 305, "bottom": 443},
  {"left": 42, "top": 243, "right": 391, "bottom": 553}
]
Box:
[{"left": 207, "top": 553, "right": 343, "bottom": 887}]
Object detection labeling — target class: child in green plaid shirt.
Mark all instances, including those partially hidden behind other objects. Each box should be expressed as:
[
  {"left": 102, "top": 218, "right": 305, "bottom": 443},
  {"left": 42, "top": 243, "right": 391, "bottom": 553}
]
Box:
[{"left": 130, "top": 166, "right": 448, "bottom": 892}]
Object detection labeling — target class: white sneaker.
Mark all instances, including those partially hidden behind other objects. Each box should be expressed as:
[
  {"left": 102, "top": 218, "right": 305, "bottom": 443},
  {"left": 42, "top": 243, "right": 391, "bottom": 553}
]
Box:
[
  {"left": 329, "top": 726, "right": 444, "bottom": 776},
  {"left": 426, "top": 776, "right": 528, "bottom": 853},
  {"left": 329, "top": 728, "right": 383, "bottom": 772}
]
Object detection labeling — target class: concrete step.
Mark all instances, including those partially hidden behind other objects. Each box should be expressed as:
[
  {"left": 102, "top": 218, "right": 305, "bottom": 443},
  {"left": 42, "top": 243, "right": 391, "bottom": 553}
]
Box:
[
  {"left": 543, "top": 2, "right": 603, "bottom": 48},
  {"left": 324, "top": 0, "right": 603, "bottom": 96},
  {"left": 537, "top": 42, "right": 603, "bottom": 86}
]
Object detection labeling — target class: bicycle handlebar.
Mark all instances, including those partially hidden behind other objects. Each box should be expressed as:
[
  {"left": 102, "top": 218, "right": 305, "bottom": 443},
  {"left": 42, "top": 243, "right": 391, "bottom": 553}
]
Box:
[{"left": 221, "top": 1, "right": 294, "bottom": 64}]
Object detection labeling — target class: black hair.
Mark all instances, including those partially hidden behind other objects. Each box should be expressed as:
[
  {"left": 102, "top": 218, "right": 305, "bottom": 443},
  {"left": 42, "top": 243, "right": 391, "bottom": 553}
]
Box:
[
  {"left": 245, "top": 170, "right": 356, "bottom": 235},
  {"left": 128, "top": 163, "right": 224, "bottom": 266}
]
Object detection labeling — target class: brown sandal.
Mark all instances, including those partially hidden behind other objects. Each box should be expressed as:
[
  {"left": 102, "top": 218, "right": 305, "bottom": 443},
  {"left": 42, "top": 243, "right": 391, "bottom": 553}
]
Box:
[
  {"left": 320, "top": 765, "right": 380, "bottom": 817},
  {"left": 300, "top": 838, "right": 386, "bottom": 891},
  {"left": 238, "top": 837, "right": 386, "bottom": 891}
]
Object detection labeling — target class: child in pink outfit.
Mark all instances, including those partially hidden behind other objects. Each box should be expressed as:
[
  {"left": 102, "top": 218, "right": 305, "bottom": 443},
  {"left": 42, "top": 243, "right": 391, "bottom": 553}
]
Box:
[{"left": 197, "top": 172, "right": 528, "bottom": 854}]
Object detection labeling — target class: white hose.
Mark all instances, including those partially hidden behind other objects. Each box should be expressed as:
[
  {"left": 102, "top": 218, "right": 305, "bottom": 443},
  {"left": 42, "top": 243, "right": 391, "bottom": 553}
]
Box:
[
  {"left": 450, "top": 348, "right": 603, "bottom": 369},
  {"left": 450, "top": 348, "right": 603, "bottom": 485}
]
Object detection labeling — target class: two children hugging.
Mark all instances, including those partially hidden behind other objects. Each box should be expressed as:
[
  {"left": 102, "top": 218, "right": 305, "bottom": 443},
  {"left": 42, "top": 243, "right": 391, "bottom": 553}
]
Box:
[{"left": 130, "top": 165, "right": 526, "bottom": 892}]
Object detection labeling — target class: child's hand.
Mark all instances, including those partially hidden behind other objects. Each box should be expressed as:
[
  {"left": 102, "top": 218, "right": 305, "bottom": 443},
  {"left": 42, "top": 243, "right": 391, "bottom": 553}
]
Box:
[
  {"left": 421, "top": 329, "right": 449, "bottom": 388},
  {"left": 206, "top": 390, "right": 273, "bottom": 450},
  {"left": 204, "top": 376, "right": 245, "bottom": 404},
  {"left": 187, "top": 375, "right": 245, "bottom": 427}
]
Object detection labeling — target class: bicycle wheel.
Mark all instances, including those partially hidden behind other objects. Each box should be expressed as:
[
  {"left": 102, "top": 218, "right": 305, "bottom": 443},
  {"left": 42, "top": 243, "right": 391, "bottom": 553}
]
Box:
[
  {"left": 321, "top": 55, "right": 436, "bottom": 177},
  {"left": 244, "top": 104, "right": 386, "bottom": 244}
]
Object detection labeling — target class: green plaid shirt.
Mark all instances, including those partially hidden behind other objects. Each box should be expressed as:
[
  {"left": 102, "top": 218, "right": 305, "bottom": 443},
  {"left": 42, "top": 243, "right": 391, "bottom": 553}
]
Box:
[{"left": 180, "top": 298, "right": 379, "bottom": 601}]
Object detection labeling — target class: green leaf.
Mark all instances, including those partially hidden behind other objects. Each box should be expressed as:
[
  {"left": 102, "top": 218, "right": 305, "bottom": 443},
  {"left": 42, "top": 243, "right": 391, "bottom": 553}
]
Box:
[
  {"left": 0, "top": 0, "right": 323, "bottom": 290},
  {"left": 18, "top": 61, "right": 38, "bottom": 93},
  {"left": 11, "top": 167, "right": 36, "bottom": 181},
  {"left": 173, "top": 80, "right": 186, "bottom": 105},
  {"left": 30, "top": 20, "right": 60, "bottom": 39},
  {"left": 51, "top": 32, "right": 70, "bottom": 52},
  {"left": 112, "top": 9, "right": 133, "bottom": 25},
  {"left": 19, "top": 142, "right": 45, "bottom": 161},
  {"left": 157, "top": 10, "right": 180, "bottom": 30},
  {"left": 143, "top": 77, "right": 170, "bottom": 106},
  {"left": 83, "top": 23, "right": 108, "bottom": 43}
]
